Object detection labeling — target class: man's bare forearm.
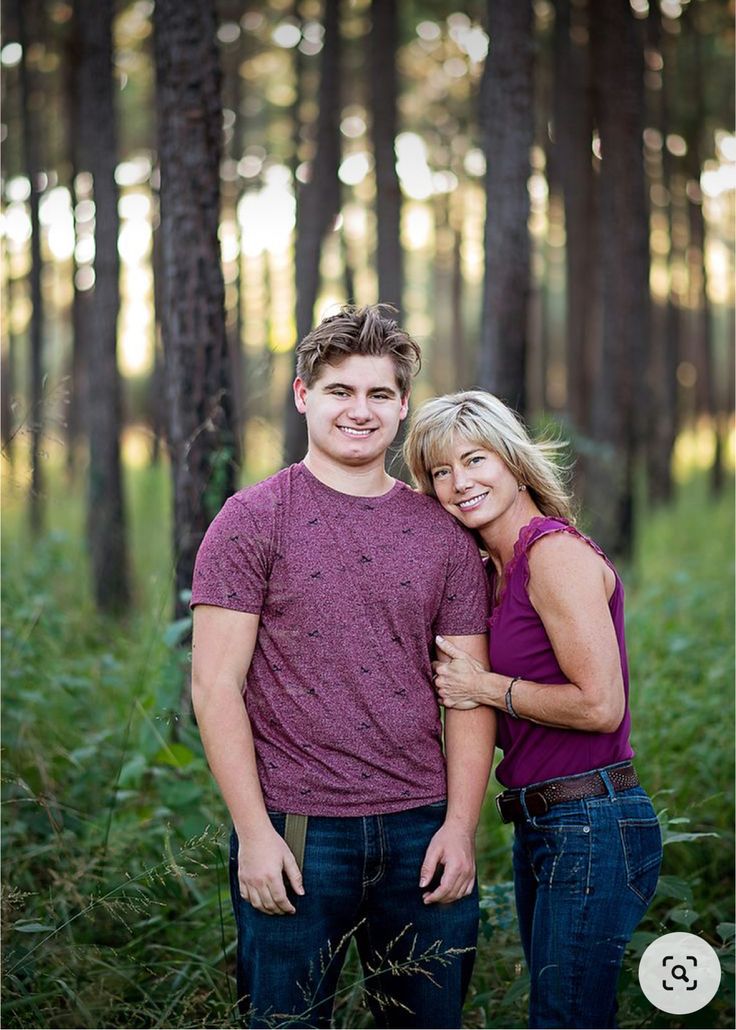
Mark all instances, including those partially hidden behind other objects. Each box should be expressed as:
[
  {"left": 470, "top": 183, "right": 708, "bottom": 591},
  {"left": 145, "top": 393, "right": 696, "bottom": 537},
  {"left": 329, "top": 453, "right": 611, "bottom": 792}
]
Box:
[
  {"left": 444, "top": 705, "right": 496, "bottom": 834},
  {"left": 440, "top": 633, "right": 495, "bottom": 834},
  {"left": 192, "top": 677, "right": 272, "bottom": 839},
  {"left": 191, "top": 606, "right": 271, "bottom": 839}
]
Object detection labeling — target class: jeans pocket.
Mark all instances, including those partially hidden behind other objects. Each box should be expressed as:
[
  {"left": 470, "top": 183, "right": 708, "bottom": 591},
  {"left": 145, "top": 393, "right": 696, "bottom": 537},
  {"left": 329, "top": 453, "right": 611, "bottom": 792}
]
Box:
[
  {"left": 266, "top": 811, "right": 286, "bottom": 835},
  {"left": 228, "top": 830, "right": 246, "bottom": 920},
  {"left": 618, "top": 816, "right": 662, "bottom": 904}
]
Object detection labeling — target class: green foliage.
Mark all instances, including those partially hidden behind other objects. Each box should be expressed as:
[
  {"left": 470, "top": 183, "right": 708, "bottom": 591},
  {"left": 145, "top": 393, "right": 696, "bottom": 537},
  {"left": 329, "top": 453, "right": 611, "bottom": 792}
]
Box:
[
  {"left": 1, "top": 473, "right": 734, "bottom": 1027},
  {"left": 2, "top": 474, "right": 233, "bottom": 1027},
  {"left": 205, "top": 445, "right": 238, "bottom": 523}
]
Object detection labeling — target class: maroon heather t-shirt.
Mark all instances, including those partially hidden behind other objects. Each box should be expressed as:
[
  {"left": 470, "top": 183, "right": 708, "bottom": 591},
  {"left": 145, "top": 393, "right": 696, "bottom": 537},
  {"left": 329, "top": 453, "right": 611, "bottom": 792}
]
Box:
[{"left": 191, "top": 463, "right": 489, "bottom": 817}]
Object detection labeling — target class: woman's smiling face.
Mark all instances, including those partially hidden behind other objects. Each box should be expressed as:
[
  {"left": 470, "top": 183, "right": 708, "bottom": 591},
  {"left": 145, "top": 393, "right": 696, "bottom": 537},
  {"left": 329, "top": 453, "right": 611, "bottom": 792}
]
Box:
[{"left": 430, "top": 436, "right": 521, "bottom": 532}]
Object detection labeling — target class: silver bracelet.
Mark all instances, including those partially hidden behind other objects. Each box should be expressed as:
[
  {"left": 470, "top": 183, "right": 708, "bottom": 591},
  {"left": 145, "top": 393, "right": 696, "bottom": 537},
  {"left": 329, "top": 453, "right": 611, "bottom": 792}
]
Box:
[{"left": 505, "top": 676, "right": 522, "bottom": 719}]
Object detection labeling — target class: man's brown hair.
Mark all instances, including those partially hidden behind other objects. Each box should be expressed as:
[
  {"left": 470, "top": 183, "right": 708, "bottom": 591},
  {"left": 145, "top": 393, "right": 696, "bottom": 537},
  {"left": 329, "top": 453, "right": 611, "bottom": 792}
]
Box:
[{"left": 295, "top": 304, "right": 422, "bottom": 396}]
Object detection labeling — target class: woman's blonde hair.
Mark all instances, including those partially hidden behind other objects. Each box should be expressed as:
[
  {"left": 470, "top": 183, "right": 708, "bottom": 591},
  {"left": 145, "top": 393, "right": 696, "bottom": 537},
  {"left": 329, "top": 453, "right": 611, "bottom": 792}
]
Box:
[{"left": 403, "top": 390, "right": 574, "bottom": 522}]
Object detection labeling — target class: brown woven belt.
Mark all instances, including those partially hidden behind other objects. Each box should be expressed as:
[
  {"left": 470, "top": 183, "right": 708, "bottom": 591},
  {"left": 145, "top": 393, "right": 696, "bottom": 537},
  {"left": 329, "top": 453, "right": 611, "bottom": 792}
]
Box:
[{"left": 495, "top": 762, "right": 639, "bottom": 823}]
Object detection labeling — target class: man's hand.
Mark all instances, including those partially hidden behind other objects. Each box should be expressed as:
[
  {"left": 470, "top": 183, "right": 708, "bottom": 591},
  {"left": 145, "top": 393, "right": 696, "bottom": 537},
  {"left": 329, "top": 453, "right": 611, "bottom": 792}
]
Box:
[
  {"left": 237, "top": 824, "right": 305, "bottom": 915},
  {"left": 418, "top": 821, "right": 476, "bottom": 905}
]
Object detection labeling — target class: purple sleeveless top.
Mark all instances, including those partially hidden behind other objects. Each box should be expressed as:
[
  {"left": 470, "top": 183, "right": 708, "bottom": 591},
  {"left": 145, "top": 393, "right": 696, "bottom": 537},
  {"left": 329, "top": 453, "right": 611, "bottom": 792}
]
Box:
[{"left": 490, "top": 516, "right": 634, "bottom": 789}]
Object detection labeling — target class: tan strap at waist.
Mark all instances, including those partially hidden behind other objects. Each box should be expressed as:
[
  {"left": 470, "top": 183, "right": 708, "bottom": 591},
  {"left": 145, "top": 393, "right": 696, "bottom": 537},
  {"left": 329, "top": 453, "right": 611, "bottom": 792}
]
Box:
[{"left": 283, "top": 813, "right": 308, "bottom": 871}]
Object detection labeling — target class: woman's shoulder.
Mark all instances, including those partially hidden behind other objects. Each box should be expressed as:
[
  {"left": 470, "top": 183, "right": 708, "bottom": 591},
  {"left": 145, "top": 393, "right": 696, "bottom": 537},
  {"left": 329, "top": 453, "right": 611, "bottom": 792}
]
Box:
[
  {"left": 521, "top": 518, "right": 619, "bottom": 593},
  {"left": 514, "top": 515, "right": 575, "bottom": 559},
  {"left": 510, "top": 515, "right": 612, "bottom": 577},
  {"left": 525, "top": 515, "right": 608, "bottom": 555}
]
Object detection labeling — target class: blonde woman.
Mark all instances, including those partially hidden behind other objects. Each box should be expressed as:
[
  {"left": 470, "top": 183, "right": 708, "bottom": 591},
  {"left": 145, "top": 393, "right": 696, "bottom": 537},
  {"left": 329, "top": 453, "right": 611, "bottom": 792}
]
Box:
[{"left": 404, "top": 390, "right": 662, "bottom": 1029}]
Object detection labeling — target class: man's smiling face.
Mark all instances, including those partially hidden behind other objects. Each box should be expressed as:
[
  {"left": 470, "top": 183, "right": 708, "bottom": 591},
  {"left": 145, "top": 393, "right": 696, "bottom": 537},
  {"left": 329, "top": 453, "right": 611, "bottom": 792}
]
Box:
[{"left": 293, "top": 354, "right": 409, "bottom": 469}]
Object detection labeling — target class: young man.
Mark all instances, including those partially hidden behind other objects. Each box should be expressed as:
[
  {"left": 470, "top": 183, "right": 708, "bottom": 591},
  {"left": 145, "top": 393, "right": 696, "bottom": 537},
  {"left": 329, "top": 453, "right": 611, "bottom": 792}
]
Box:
[{"left": 190, "top": 305, "right": 496, "bottom": 1029}]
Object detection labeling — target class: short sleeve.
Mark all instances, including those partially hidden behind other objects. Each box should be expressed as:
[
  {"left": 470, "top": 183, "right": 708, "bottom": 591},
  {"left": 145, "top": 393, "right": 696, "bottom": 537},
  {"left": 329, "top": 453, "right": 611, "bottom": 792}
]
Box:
[
  {"left": 433, "top": 523, "right": 489, "bottom": 636},
  {"left": 190, "top": 496, "right": 272, "bottom": 613}
]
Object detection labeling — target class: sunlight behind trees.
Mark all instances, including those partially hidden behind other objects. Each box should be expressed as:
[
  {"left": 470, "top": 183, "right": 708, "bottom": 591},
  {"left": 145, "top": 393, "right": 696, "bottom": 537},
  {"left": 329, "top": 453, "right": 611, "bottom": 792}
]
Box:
[{"left": 0, "top": 0, "right": 734, "bottom": 557}]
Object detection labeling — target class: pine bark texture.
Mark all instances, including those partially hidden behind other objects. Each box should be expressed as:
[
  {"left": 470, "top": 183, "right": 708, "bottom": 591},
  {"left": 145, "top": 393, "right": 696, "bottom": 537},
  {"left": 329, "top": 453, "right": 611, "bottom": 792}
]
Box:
[
  {"left": 153, "top": 0, "right": 237, "bottom": 620},
  {"left": 588, "top": 0, "right": 649, "bottom": 559},
  {"left": 645, "top": 8, "right": 679, "bottom": 505},
  {"left": 553, "top": 0, "right": 597, "bottom": 433},
  {"left": 478, "top": 0, "right": 534, "bottom": 414},
  {"left": 451, "top": 219, "right": 466, "bottom": 388},
  {"left": 284, "top": 0, "right": 342, "bottom": 465},
  {"left": 219, "top": 12, "right": 245, "bottom": 461},
  {"left": 370, "top": 0, "right": 402, "bottom": 314},
  {"left": 684, "top": 14, "right": 716, "bottom": 428},
  {"left": 682, "top": 11, "right": 720, "bottom": 498},
  {"left": 149, "top": 210, "right": 165, "bottom": 464},
  {"left": 1, "top": 279, "right": 15, "bottom": 461},
  {"left": 76, "top": 0, "right": 130, "bottom": 612},
  {"left": 64, "top": 15, "right": 89, "bottom": 476},
  {"left": 17, "top": 0, "right": 45, "bottom": 533},
  {"left": 369, "top": 0, "right": 410, "bottom": 480}
]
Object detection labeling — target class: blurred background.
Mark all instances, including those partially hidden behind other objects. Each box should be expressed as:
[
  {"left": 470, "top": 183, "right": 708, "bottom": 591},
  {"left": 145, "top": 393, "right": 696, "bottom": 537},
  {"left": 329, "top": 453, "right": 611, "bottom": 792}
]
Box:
[
  {"left": 1, "top": 1, "right": 734, "bottom": 1027},
  {"left": 1, "top": 0, "right": 734, "bottom": 606}
]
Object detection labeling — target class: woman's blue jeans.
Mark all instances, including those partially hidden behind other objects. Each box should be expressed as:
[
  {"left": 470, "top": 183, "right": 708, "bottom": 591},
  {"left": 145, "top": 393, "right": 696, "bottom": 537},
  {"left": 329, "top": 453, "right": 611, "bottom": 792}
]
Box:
[
  {"left": 511, "top": 770, "right": 663, "bottom": 1029},
  {"left": 229, "top": 802, "right": 479, "bottom": 1029}
]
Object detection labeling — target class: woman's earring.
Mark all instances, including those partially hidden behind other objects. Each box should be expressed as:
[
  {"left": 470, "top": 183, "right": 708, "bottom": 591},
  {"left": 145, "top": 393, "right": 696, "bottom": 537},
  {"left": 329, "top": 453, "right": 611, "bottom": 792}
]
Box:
[{"left": 518, "top": 484, "right": 527, "bottom": 492}]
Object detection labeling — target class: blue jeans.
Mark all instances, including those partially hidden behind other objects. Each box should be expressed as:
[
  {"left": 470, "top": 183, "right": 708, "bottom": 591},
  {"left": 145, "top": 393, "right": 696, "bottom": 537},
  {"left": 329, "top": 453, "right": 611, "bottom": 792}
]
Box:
[
  {"left": 511, "top": 768, "right": 663, "bottom": 1028},
  {"left": 229, "top": 802, "right": 479, "bottom": 1028}
]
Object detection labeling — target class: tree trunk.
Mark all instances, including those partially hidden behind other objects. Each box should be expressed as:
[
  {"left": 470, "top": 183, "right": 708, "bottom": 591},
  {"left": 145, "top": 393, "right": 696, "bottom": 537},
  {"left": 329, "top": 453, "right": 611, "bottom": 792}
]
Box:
[
  {"left": 430, "top": 193, "right": 453, "bottom": 393},
  {"left": 451, "top": 213, "right": 466, "bottom": 389},
  {"left": 370, "top": 0, "right": 402, "bottom": 314},
  {"left": 645, "top": 7, "right": 679, "bottom": 505},
  {"left": 220, "top": 17, "right": 245, "bottom": 466},
  {"left": 17, "top": 0, "right": 45, "bottom": 534},
  {"left": 715, "top": 303, "right": 736, "bottom": 494},
  {"left": 76, "top": 0, "right": 130, "bottom": 612},
  {"left": 588, "top": 0, "right": 649, "bottom": 560},
  {"left": 1, "top": 274, "right": 17, "bottom": 461},
  {"left": 552, "top": 0, "right": 596, "bottom": 435},
  {"left": 687, "top": 192, "right": 714, "bottom": 419},
  {"left": 283, "top": 0, "right": 342, "bottom": 466},
  {"left": 646, "top": 287, "right": 680, "bottom": 505},
  {"left": 688, "top": 178, "right": 724, "bottom": 498},
  {"left": 153, "top": 0, "right": 238, "bottom": 622},
  {"left": 478, "top": 0, "right": 533, "bottom": 414},
  {"left": 342, "top": 229, "right": 356, "bottom": 304},
  {"left": 66, "top": 248, "right": 91, "bottom": 478},
  {"left": 369, "top": 0, "right": 411, "bottom": 479},
  {"left": 64, "top": 21, "right": 90, "bottom": 479},
  {"left": 680, "top": 12, "right": 721, "bottom": 495},
  {"left": 149, "top": 197, "right": 166, "bottom": 465}
]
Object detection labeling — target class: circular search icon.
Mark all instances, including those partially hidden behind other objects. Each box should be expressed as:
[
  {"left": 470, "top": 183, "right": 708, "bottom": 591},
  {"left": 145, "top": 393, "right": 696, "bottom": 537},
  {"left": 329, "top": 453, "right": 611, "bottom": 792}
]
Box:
[{"left": 638, "top": 932, "right": 721, "bottom": 1015}]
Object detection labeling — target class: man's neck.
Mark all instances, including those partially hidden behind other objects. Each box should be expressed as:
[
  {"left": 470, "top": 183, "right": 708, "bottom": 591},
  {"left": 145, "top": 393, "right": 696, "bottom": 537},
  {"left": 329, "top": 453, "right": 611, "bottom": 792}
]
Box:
[{"left": 302, "top": 452, "right": 396, "bottom": 497}]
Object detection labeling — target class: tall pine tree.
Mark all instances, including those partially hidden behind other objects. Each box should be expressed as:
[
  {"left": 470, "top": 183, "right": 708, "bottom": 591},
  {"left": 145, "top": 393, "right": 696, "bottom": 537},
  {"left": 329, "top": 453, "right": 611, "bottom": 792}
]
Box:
[{"left": 153, "top": 0, "right": 238, "bottom": 621}]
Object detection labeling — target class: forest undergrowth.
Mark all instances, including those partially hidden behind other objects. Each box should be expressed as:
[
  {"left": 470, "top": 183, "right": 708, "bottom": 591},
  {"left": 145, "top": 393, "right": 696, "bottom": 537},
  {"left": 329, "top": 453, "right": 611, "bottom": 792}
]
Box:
[{"left": 2, "top": 466, "right": 734, "bottom": 1029}]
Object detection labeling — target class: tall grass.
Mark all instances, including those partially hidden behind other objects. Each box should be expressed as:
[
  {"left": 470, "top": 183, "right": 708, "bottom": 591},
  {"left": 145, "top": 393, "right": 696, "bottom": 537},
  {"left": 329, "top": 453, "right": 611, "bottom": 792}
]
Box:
[{"left": 2, "top": 464, "right": 733, "bottom": 1028}]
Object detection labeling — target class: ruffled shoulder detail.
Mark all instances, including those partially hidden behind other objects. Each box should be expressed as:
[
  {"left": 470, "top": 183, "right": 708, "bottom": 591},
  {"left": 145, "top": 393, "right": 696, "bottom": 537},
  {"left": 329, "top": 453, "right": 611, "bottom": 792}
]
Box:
[
  {"left": 488, "top": 516, "right": 612, "bottom": 628},
  {"left": 510, "top": 516, "right": 571, "bottom": 582},
  {"left": 521, "top": 517, "right": 609, "bottom": 563}
]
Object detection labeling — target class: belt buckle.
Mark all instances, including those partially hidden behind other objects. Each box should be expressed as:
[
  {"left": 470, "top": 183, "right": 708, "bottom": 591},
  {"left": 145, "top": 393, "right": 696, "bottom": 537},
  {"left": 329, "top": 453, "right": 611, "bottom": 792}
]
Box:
[{"left": 494, "top": 792, "right": 506, "bottom": 820}]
